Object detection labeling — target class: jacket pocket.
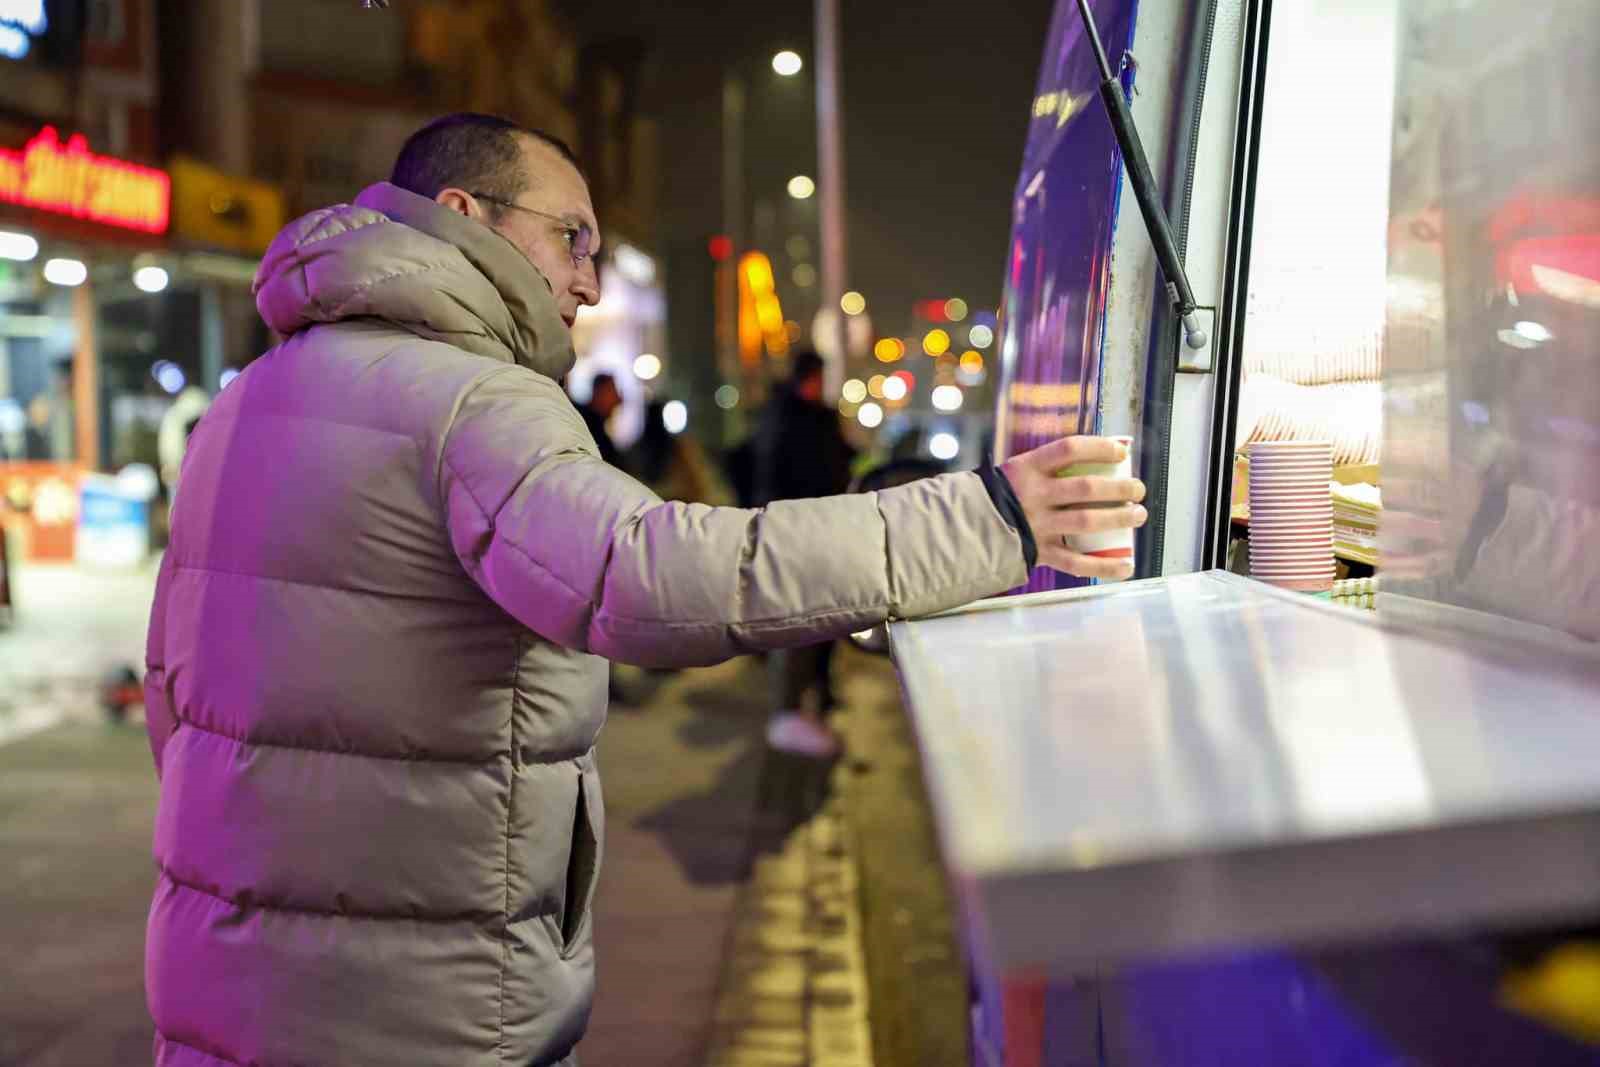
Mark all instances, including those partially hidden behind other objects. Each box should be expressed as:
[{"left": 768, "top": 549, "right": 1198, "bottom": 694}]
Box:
[{"left": 559, "top": 768, "right": 600, "bottom": 957}]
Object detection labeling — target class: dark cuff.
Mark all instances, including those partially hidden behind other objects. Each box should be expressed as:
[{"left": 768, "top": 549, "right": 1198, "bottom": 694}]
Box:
[{"left": 976, "top": 465, "right": 1038, "bottom": 571}]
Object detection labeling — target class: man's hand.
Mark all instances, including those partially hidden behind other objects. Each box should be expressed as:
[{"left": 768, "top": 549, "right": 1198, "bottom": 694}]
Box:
[{"left": 1000, "top": 436, "right": 1148, "bottom": 579}]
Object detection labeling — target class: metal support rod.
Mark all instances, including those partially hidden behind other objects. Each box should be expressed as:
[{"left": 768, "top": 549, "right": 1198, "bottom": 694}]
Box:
[
  {"left": 1074, "top": 0, "right": 1208, "bottom": 349},
  {"left": 816, "top": 0, "right": 849, "bottom": 390}
]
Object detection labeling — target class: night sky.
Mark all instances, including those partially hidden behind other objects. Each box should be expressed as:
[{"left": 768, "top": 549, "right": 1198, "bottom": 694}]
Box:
[{"left": 559, "top": 0, "right": 1056, "bottom": 334}]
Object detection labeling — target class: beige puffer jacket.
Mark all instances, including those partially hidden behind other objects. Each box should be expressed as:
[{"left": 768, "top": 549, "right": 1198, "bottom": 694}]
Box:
[{"left": 142, "top": 182, "right": 1029, "bottom": 1066}]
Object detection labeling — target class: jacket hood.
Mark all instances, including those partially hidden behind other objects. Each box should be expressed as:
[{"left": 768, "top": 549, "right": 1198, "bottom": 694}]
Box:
[{"left": 253, "top": 181, "right": 576, "bottom": 379}]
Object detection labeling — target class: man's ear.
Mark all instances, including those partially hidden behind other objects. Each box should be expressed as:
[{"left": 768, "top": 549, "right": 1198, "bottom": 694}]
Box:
[{"left": 435, "top": 188, "right": 479, "bottom": 218}]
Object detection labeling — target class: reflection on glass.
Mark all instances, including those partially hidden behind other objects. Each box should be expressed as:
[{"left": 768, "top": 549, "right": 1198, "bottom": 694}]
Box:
[{"left": 1383, "top": 0, "right": 1600, "bottom": 642}]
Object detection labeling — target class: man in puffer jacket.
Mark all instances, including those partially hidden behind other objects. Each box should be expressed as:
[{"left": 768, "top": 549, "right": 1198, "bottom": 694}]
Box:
[{"left": 142, "top": 113, "right": 1147, "bottom": 1066}]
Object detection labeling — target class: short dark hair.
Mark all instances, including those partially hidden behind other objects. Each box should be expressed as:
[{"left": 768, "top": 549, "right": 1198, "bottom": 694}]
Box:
[{"left": 390, "top": 113, "right": 580, "bottom": 206}]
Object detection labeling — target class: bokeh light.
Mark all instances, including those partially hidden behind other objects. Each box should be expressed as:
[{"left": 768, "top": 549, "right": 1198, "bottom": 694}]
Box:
[
  {"left": 792, "top": 263, "right": 817, "bottom": 288},
  {"left": 134, "top": 266, "right": 169, "bottom": 293},
  {"left": 857, "top": 401, "right": 884, "bottom": 429},
  {"left": 43, "top": 257, "right": 86, "bottom": 287},
  {"left": 151, "top": 360, "right": 186, "bottom": 395},
  {"left": 715, "top": 385, "right": 740, "bottom": 409},
  {"left": 922, "top": 328, "right": 951, "bottom": 357},
  {"left": 943, "top": 298, "right": 968, "bottom": 322},
  {"left": 840, "top": 291, "right": 866, "bottom": 316},
  {"left": 0, "top": 230, "right": 39, "bottom": 262},
  {"left": 931, "top": 384, "right": 964, "bottom": 412},
  {"left": 929, "top": 432, "right": 961, "bottom": 461},
  {"left": 663, "top": 400, "right": 689, "bottom": 434},
  {"left": 633, "top": 353, "right": 662, "bottom": 380},
  {"left": 881, "top": 375, "right": 908, "bottom": 401},
  {"left": 841, "top": 378, "right": 868, "bottom": 404},
  {"left": 772, "top": 50, "right": 803, "bottom": 76},
  {"left": 867, "top": 374, "right": 887, "bottom": 399},
  {"left": 968, "top": 324, "right": 994, "bottom": 349},
  {"left": 787, "top": 175, "right": 816, "bottom": 200},
  {"left": 873, "top": 337, "right": 904, "bottom": 363}
]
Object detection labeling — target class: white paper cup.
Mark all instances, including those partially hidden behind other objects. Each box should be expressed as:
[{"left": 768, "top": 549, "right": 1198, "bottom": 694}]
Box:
[{"left": 1056, "top": 435, "right": 1135, "bottom": 576}]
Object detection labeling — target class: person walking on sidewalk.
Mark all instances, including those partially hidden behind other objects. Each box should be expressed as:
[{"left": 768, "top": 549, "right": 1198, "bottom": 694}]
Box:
[
  {"left": 142, "top": 112, "right": 1147, "bottom": 1067},
  {"left": 572, "top": 371, "right": 623, "bottom": 468},
  {"left": 752, "top": 350, "right": 858, "bottom": 758}
]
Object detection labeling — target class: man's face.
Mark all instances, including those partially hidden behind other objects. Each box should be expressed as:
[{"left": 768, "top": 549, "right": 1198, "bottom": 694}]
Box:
[{"left": 476, "top": 138, "right": 602, "bottom": 331}]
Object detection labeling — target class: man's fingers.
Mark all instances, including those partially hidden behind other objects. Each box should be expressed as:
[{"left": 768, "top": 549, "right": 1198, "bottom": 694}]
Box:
[
  {"left": 1038, "top": 502, "right": 1148, "bottom": 537},
  {"left": 1037, "top": 544, "right": 1136, "bottom": 580},
  {"left": 1054, "top": 476, "right": 1145, "bottom": 507},
  {"left": 1022, "top": 434, "right": 1128, "bottom": 474}
]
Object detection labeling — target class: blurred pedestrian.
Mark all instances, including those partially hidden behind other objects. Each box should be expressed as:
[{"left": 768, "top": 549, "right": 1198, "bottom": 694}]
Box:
[
  {"left": 156, "top": 386, "right": 211, "bottom": 507},
  {"left": 143, "top": 112, "right": 1147, "bottom": 1067},
  {"left": 630, "top": 399, "right": 727, "bottom": 505},
  {"left": 723, "top": 426, "right": 758, "bottom": 508},
  {"left": 574, "top": 371, "right": 622, "bottom": 466},
  {"left": 753, "top": 351, "right": 857, "bottom": 757}
]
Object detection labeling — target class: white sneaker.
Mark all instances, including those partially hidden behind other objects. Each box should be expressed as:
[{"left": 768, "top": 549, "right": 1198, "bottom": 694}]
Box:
[{"left": 765, "top": 712, "right": 843, "bottom": 759}]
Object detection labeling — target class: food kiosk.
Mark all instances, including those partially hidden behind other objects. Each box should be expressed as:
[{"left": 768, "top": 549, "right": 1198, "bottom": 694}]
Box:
[{"left": 888, "top": 0, "right": 1600, "bottom": 1062}]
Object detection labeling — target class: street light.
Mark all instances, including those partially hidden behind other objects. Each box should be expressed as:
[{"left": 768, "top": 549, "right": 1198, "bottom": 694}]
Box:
[
  {"left": 0, "top": 230, "right": 38, "bottom": 261},
  {"left": 772, "top": 50, "right": 803, "bottom": 76},
  {"left": 134, "top": 266, "right": 170, "bottom": 293},
  {"left": 43, "top": 258, "right": 86, "bottom": 287}
]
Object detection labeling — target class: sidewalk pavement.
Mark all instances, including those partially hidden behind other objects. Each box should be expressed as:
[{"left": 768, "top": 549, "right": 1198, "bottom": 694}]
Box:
[{"left": 0, "top": 560, "right": 156, "bottom": 744}]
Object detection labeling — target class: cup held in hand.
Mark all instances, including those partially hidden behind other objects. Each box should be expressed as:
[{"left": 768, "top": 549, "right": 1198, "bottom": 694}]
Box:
[{"left": 1056, "top": 435, "right": 1135, "bottom": 576}]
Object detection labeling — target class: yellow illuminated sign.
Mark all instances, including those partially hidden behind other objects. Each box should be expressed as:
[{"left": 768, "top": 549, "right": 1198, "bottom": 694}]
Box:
[
  {"left": 169, "top": 156, "right": 286, "bottom": 255},
  {"left": 737, "top": 251, "right": 788, "bottom": 364}
]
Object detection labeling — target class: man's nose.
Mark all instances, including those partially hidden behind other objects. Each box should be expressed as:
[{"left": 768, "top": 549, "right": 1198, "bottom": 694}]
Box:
[{"left": 573, "top": 262, "right": 601, "bottom": 307}]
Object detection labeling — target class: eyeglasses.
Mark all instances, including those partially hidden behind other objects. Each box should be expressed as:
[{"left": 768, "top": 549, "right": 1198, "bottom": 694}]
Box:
[{"left": 469, "top": 193, "right": 597, "bottom": 267}]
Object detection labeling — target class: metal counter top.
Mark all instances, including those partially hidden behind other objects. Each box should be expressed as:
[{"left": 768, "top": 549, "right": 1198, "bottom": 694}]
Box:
[{"left": 888, "top": 571, "right": 1600, "bottom": 977}]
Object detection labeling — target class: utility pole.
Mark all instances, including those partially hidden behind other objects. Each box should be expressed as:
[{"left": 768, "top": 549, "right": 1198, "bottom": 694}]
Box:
[
  {"left": 720, "top": 71, "right": 746, "bottom": 427},
  {"left": 815, "top": 0, "right": 848, "bottom": 396}
]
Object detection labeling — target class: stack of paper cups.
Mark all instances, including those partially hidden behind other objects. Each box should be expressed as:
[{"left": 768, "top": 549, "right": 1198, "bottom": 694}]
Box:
[
  {"left": 1059, "top": 434, "right": 1135, "bottom": 581},
  {"left": 1248, "top": 441, "right": 1334, "bottom": 592}
]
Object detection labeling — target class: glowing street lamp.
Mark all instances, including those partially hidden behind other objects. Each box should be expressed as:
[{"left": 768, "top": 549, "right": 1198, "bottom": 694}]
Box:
[{"left": 772, "top": 50, "right": 803, "bottom": 76}]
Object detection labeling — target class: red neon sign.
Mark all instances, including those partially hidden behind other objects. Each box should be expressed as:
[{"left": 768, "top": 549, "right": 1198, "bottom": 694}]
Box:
[{"left": 0, "top": 127, "right": 171, "bottom": 234}]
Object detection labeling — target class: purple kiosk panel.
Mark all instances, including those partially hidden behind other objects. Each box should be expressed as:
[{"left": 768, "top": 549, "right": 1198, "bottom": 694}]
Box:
[{"left": 994, "top": 0, "right": 1137, "bottom": 594}]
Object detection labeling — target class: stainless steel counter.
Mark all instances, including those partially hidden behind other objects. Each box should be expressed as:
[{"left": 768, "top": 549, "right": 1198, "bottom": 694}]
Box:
[{"left": 888, "top": 571, "right": 1600, "bottom": 978}]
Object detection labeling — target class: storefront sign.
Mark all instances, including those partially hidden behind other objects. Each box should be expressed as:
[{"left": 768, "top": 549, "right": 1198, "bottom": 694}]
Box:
[
  {"left": 168, "top": 155, "right": 285, "bottom": 255},
  {"left": 0, "top": 127, "right": 171, "bottom": 234},
  {"left": 0, "top": 0, "right": 45, "bottom": 59},
  {"left": 1, "top": 461, "right": 81, "bottom": 562},
  {"left": 77, "top": 471, "right": 152, "bottom": 569}
]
